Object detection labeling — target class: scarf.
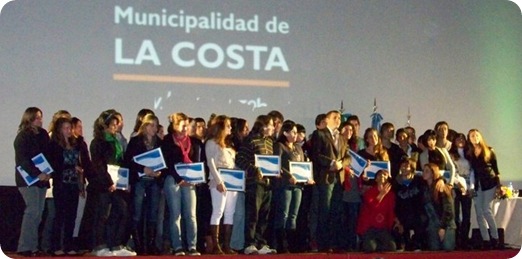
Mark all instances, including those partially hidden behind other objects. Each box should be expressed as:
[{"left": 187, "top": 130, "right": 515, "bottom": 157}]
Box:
[
  {"left": 173, "top": 134, "right": 192, "bottom": 163},
  {"left": 104, "top": 132, "right": 123, "bottom": 163}
]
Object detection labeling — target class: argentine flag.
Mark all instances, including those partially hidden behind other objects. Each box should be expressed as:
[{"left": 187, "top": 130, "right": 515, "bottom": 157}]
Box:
[
  {"left": 220, "top": 169, "right": 245, "bottom": 192},
  {"left": 175, "top": 162, "right": 206, "bottom": 184},
  {"left": 255, "top": 154, "right": 280, "bottom": 176},
  {"left": 348, "top": 150, "right": 367, "bottom": 177},
  {"left": 366, "top": 161, "right": 390, "bottom": 179},
  {"left": 107, "top": 164, "right": 129, "bottom": 190}
]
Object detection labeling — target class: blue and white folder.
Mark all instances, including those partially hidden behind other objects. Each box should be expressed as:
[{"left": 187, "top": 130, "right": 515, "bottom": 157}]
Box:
[
  {"left": 107, "top": 164, "right": 129, "bottom": 190},
  {"left": 366, "top": 161, "right": 390, "bottom": 179},
  {"left": 348, "top": 150, "right": 368, "bottom": 177},
  {"left": 289, "top": 162, "right": 313, "bottom": 182},
  {"left": 16, "top": 153, "right": 54, "bottom": 186},
  {"left": 254, "top": 154, "right": 280, "bottom": 176},
  {"left": 219, "top": 169, "right": 245, "bottom": 192},
  {"left": 133, "top": 148, "right": 166, "bottom": 177},
  {"left": 175, "top": 162, "right": 206, "bottom": 184}
]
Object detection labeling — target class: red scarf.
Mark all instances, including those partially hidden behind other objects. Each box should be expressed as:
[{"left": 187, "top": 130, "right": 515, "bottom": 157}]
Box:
[{"left": 173, "top": 134, "right": 192, "bottom": 163}]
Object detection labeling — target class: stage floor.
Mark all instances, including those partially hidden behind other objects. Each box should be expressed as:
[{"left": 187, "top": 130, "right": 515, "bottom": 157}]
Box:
[{"left": 4, "top": 249, "right": 521, "bottom": 259}]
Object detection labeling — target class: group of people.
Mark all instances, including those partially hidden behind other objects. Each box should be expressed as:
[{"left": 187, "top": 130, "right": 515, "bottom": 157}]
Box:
[{"left": 13, "top": 106, "right": 503, "bottom": 257}]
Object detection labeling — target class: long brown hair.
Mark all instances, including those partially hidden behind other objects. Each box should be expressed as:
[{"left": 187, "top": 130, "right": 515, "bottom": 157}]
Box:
[
  {"left": 206, "top": 115, "right": 231, "bottom": 148},
  {"left": 466, "top": 129, "right": 492, "bottom": 163},
  {"left": 424, "top": 163, "right": 451, "bottom": 203},
  {"left": 18, "top": 107, "right": 42, "bottom": 133},
  {"left": 51, "top": 117, "right": 77, "bottom": 149},
  {"left": 363, "top": 128, "right": 389, "bottom": 161}
]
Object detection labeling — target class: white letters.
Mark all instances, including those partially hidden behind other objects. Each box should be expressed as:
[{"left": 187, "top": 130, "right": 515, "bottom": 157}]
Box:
[{"left": 115, "top": 38, "right": 161, "bottom": 66}]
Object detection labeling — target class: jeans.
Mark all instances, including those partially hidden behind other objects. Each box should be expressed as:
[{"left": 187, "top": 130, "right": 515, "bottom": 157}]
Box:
[
  {"left": 343, "top": 201, "right": 360, "bottom": 250},
  {"left": 52, "top": 184, "right": 79, "bottom": 252},
  {"left": 426, "top": 226, "right": 456, "bottom": 251},
  {"left": 360, "top": 228, "right": 396, "bottom": 252},
  {"left": 244, "top": 182, "right": 271, "bottom": 248},
  {"left": 474, "top": 187, "right": 498, "bottom": 240},
  {"left": 132, "top": 179, "right": 160, "bottom": 224},
  {"left": 274, "top": 185, "right": 302, "bottom": 230},
  {"left": 230, "top": 191, "right": 245, "bottom": 250},
  {"left": 17, "top": 186, "right": 47, "bottom": 253},
  {"left": 164, "top": 176, "right": 197, "bottom": 250},
  {"left": 454, "top": 190, "right": 472, "bottom": 241}
]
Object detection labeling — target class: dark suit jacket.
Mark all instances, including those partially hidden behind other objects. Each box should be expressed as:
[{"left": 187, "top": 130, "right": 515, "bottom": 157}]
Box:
[{"left": 311, "top": 127, "right": 350, "bottom": 185}]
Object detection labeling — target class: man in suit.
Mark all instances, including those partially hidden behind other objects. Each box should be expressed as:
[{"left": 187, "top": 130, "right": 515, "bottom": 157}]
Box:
[{"left": 311, "top": 110, "right": 350, "bottom": 253}]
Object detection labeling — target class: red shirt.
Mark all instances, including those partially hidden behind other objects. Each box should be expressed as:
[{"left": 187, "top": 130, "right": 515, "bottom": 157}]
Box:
[{"left": 356, "top": 185, "right": 396, "bottom": 235}]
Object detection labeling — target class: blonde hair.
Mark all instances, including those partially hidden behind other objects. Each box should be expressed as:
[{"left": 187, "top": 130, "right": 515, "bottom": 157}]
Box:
[
  {"left": 206, "top": 115, "right": 231, "bottom": 148},
  {"left": 137, "top": 114, "right": 159, "bottom": 136}
]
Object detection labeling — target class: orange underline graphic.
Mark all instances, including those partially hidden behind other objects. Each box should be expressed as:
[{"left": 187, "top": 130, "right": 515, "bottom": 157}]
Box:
[{"left": 113, "top": 73, "right": 290, "bottom": 88}]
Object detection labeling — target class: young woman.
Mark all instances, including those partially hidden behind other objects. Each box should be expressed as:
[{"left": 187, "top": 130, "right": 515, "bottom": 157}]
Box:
[
  {"left": 419, "top": 130, "right": 456, "bottom": 186},
  {"left": 161, "top": 112, "right": 202, "bottom": 256},
  {"left": 48, "top": 117, "right": 89, "bottom": 255},
  {"left": 466, "top": 129, "right": 502, "bottom": 250},
  {"left": 356, "top": 170, "right": 397, "bottom": 252},
  {"left": 340, "top": 121, "right": 363, "bottom": 252},
  {"left": 273, "top": 120, "right": 312, "bottom": 253},
  {"left": 449, "top": 133, "right": 473, "bottom": 250},
  {"left": 236, "top": 115, "right": 277, "bottom": 255},
  {"left": 422, "top": 163, "right": 456, "bottom": 251},
  {"left": 358, "top": 128, "right": 389, "bottom": 162},
  {"left": 392, "top": 157, "right": 427, "bottom": 251},
  {"left": 205, "top": 115, "right": 238, "bottom": 254},
  {"left": 14, "top": 107, "right": 51, "bottom": 257},
  {"left": 89, "top": 110, "right": 135, "bottom": 256},
  {"left": 124, "top": 114, "right": 162, "bottom": 255}
]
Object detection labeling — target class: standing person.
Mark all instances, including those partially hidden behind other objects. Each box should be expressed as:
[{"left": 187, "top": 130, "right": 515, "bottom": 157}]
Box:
[
  {"left": 161, "top": 112, "right": 202, "bottom": 256},
  {"left": 267, "top": 110, "right": 284, "bottom": 139},
  {"left": 434, "top": 121, "right": 452, "bottom": 150},
  {"left": 346, "top": 115, "right": 365, "bottom": 151},
  {"left": 131, "top": 109, "right": 155, "bottom": 138},
  {"left": 422, "top": 163, "right": 456, "bottom": 251},
  {"left": 339, "top": 121, "right": 363, "bottom": 252},
  {"left": 48, "top": 117, "right": 88, "bottom": 255},
  {"left": 229, "top": 117, "right": 250, "bottom": 253},
  {"left": 14, "top": 107, "right": 51, "bottom": 257},
  {"left": 89, "top": 110, "right": 135, "bottom": 256},
  {"left": 466, "top": 129, "right": 502, "bottom": 250},
  {"left": 114, "top": 112, "right": 128, "bottom": 152},
  {"left": 449, "top": 133, "right": 473, "bottom": 250},
  {"left": 311, "top": 110, "right": 350, "bottom": 253},
  {"left": 356, "top": 170, "right": 397, "bottom": 253},
  {"left": 205, "top": 115, "right": 238, "bottom": 254},
  {"left": 125, "top": 114, "right": 162, "bottom": 255},
  {"left": 419, "top": 130, "right": 456, "bottom": 186},
  {"left": 236, "top": 115, "right": 277, "bottom": 255},
  {"left": 380, "top": 122, "right": 406, "bottom": 179},
  {"left": 273, "top": 120, "right": 313, "bottom": 253}
]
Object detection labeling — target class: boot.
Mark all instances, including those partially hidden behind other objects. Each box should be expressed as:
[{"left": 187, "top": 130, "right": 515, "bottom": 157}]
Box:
[
  {"left": 276, "top": 228, "right": 289, "bottom": 254},
  {"left": 131, "top": 222, "right": 144, "bottom": 255},
  {"left": 210, "top": 225, "right": 224, "bottom": 254},
  {"left": 204, "top": 235, "right": 214, "bottom": 254},
  {"left": 222, "top": 224, "right": 237, "bottom": 254},
  {"left": 146, "top": 223, "right": 159, "bottom": 255}
]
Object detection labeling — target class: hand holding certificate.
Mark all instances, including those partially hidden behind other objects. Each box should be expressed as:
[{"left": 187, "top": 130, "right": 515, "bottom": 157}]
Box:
[
  {"left": 254, "top": 154, "right": 281, "bottom": 177},
  {"left": 107, "top": 164, "right": 130, "bottom": 190},
  {"left": 175, "top": 162, "right": 206, "bottom": 184},
  {"left": 133, "top": 148, "right": 166, "bottom": 177},
  {"left": 17, "top": 153, "right": 54, "bottom": 186},
  {"left": 219, "top": 169, "right": 245, "bottom": 192},
  {"left": 289, "top": 162, "right": 313, "bottom": 183}
]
